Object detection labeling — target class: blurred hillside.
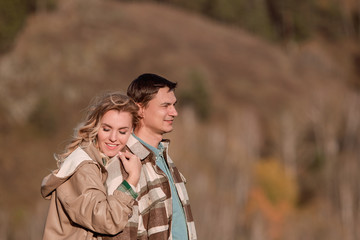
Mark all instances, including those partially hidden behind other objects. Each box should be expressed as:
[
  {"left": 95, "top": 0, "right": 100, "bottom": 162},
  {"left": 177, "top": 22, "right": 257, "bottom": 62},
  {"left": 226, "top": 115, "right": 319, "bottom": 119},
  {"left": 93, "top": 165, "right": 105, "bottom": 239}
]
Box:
[{"left": 1, "top": 0, "right": 360, "bottom": 239}]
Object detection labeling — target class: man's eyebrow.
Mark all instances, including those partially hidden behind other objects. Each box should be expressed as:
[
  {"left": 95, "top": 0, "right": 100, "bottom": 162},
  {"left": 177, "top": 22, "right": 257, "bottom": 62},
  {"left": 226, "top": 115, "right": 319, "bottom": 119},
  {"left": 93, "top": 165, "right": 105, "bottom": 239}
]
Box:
[{"left": 161, "top": 100, "right": 177, "bottom": 106}]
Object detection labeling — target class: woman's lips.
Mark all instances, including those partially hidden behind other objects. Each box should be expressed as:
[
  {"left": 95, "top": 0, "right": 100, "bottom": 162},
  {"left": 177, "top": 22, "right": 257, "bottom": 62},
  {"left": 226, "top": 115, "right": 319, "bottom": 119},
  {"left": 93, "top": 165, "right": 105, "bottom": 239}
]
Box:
[{"left": 106, "top": 143, "right": 119, "bottom": 150}]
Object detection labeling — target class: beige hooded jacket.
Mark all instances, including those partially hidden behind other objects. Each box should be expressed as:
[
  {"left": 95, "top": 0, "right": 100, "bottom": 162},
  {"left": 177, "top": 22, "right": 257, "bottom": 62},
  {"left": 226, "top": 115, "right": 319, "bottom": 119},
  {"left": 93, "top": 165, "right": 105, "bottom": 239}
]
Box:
[{"left": 41, "top": 143, "right": 134, "bottom": 240}]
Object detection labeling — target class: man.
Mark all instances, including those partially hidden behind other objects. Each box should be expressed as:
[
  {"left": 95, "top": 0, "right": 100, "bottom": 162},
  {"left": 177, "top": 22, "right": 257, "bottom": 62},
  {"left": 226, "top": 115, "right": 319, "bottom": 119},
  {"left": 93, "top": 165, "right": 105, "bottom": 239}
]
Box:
[{"left": 105, "top": 73, "right": 197, "bottom": 240}]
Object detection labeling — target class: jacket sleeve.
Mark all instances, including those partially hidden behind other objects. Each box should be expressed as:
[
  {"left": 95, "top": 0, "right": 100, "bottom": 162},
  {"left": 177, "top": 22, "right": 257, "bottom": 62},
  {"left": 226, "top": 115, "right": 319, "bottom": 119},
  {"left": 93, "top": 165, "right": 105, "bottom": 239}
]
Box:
[{"left": 56, "top": 162, "right": 134, "bottom": 235}]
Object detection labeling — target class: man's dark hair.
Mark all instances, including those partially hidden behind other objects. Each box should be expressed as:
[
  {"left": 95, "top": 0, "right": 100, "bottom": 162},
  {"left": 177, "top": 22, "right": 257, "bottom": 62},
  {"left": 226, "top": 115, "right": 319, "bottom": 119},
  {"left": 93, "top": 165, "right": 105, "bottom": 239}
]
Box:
[{"left": 127, "top": 73, "right": 177, "bottom": 107}]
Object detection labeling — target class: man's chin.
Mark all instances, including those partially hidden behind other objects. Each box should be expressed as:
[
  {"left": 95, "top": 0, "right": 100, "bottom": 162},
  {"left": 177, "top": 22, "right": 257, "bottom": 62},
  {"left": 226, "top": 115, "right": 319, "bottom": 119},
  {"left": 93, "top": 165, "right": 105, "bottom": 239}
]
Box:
[{"left": 162, "top": 127, "right": 174, "bottom": 134}]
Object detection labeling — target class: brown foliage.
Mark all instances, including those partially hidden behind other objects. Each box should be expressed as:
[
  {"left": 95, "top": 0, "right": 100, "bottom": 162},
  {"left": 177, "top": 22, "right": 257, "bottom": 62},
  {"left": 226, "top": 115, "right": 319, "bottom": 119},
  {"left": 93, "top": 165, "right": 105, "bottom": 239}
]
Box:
[{"left": 0, "top": 0, "right": 360, "bottom": 239}]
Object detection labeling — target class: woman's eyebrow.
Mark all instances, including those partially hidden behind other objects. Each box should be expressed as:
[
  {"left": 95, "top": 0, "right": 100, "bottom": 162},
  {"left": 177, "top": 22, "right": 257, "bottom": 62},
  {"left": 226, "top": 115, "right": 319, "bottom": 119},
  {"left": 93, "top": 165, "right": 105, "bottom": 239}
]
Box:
[
  {"left": 101, "top": 123, "right": 129, "bottom": 130},
  {"left": 101, "top": 123, "right": 112, "bottom": 128}
]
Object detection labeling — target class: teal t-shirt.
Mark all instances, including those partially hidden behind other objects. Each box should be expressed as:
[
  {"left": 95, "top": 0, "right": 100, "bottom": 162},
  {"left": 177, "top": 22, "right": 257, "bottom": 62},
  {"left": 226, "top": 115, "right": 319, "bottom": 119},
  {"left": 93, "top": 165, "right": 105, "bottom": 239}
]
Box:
[{"left": 133, "top": 134, "right": 188, "bottom": 240}]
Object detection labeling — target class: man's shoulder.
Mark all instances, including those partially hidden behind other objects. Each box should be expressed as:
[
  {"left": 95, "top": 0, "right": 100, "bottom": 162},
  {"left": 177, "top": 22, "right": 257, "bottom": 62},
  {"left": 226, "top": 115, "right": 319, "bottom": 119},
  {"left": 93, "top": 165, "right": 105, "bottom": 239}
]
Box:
[{"left": 126, "top": 134, "right": 151, "bottom": 160}]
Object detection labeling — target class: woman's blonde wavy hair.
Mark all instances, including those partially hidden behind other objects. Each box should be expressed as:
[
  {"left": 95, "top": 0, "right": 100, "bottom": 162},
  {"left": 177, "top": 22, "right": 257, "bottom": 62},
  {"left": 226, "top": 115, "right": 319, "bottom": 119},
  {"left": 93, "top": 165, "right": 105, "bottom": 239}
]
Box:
[{"left": 56, "top": 91, "right": 139, "bottom": 167}]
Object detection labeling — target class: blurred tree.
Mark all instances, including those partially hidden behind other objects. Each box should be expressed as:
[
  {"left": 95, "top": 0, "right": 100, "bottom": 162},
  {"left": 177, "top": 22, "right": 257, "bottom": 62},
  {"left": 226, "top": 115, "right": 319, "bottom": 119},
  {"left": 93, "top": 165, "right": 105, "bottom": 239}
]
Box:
[
  {"left": 0, "top": 0, "right": 56, "bottom": 53},
  {"left": 337, "top": 0, "right": 360, "bottom": 38},
  {"left": 0, "top": 0, "right": 29, "bottom": 53},
  {"left": 132, "top": 0, "right": 358, "bottom": 43},
  {"left": 246, "top": 158, "right": 298, "bottom": 240},
  {"left": 2, "top": 0, "right": 359, "bottom": 54}
]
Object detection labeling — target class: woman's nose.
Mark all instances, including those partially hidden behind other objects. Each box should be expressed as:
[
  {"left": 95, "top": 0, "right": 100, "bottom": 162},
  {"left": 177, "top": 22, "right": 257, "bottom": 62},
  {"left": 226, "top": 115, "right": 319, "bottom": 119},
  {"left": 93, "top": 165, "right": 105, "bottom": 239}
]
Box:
[{"left": 109, "top": 131, "right": 117, "bottom": 141}]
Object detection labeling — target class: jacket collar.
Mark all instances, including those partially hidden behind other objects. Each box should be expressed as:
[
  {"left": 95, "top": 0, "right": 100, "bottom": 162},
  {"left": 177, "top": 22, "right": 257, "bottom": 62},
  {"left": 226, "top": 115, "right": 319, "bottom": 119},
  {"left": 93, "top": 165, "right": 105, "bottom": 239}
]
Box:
[
  {"left": 126, "top": 134, "right": 170, "bottom": 161},
  {"left": 81, "top": 141, "right": 108, "bottom": 176}
]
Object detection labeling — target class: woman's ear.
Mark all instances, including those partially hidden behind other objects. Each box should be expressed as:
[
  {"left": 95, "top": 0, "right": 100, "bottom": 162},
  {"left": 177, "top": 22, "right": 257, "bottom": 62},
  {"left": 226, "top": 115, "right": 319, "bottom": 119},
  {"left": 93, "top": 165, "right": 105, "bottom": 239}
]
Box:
[{"left": 92, "top": 137, "right": 98, "bottom": 146}]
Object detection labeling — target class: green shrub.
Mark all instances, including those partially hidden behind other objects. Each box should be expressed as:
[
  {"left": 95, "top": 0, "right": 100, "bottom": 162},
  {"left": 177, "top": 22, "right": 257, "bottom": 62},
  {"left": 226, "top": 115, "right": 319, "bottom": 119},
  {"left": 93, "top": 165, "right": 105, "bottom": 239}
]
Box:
[
  {"left": 179, "top": 70, "right": 212, "bottom": 121},
  {"left": 0, "top": 0, "right": 57, "bottom": 53},
  {"left": 0, "top": 0, "right": 29, "bottom": 53},
  {"left": 28, "top": 97, "right": 58, "bottom": 137}
]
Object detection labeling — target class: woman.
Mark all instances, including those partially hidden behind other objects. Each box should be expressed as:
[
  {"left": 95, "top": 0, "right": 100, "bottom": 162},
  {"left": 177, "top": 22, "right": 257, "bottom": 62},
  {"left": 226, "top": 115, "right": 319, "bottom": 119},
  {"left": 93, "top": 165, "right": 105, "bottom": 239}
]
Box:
[{"left": 41, "top": 92, "right": 142, "bottom": 240}]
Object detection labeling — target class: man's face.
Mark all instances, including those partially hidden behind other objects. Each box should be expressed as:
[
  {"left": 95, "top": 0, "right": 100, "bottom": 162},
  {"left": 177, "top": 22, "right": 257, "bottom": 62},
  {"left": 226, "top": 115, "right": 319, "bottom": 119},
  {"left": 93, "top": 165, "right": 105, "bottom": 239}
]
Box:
[{"left": 140, "top": 87, "right": 178, "bottom": 136}]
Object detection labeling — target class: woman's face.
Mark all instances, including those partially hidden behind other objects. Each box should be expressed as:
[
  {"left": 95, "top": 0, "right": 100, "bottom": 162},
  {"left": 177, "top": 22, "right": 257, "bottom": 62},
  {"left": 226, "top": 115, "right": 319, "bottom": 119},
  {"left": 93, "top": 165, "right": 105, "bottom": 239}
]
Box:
[{"left": 97, "top": 110, "right": 133, "bottom": 158}]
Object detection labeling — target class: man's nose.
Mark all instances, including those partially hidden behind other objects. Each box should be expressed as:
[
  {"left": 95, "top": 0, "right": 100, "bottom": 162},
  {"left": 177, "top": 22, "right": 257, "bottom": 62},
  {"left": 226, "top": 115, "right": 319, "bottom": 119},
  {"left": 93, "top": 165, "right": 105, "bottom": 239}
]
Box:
[{"left": 169, "top": 105, "right": 178, "bottom": 116}]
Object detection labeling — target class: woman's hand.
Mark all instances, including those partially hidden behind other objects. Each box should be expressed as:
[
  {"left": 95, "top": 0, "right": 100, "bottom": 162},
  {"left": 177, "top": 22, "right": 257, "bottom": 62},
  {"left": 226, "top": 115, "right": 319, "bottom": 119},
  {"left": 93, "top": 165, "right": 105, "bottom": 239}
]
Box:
[{"left": 118, "top": 150, "right": 142, "bottom": 186}]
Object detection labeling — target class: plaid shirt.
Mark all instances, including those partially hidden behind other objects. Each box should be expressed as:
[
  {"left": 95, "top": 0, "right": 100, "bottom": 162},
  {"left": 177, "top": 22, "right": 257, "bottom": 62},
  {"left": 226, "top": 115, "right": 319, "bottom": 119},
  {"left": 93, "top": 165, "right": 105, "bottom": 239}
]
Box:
[{"left": 104, "top": 134, "right": 197, "bottom": 240}]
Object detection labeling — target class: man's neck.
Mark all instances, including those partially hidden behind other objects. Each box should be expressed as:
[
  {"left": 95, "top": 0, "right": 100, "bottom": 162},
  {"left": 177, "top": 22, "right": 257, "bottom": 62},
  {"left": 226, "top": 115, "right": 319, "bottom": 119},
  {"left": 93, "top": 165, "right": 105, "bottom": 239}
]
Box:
[{"left": 134, "top": 128, "right": 163, "bottom": 148}]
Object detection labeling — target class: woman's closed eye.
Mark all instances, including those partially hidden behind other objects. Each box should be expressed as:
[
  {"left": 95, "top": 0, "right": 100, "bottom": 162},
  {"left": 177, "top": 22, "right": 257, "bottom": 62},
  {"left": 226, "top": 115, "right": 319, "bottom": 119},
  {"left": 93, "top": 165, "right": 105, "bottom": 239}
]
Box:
[{"left": 102, "top": 127, "right": 110, "bottom": 132}]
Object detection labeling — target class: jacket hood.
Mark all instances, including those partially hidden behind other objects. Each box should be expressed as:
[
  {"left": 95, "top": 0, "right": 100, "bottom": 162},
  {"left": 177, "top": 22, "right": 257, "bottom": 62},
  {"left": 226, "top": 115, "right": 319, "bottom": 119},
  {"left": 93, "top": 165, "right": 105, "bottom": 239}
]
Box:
[{"left": 41, "top": 143, "right": 101, "bottom": 199}]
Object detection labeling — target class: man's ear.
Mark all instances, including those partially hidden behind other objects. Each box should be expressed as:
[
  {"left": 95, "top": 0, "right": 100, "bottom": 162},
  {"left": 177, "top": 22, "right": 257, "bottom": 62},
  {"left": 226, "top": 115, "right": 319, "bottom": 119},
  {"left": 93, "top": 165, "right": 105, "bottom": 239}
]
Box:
[{"left": 137, "top": 103, "right": 145, "bottom": 118}]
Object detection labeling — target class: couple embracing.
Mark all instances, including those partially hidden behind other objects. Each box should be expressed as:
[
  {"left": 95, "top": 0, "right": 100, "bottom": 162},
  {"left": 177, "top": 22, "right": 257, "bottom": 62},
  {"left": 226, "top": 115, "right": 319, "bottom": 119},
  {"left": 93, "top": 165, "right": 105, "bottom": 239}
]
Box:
[{"left": 41, "top": 73, "right": 197, "bottom": 240}]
